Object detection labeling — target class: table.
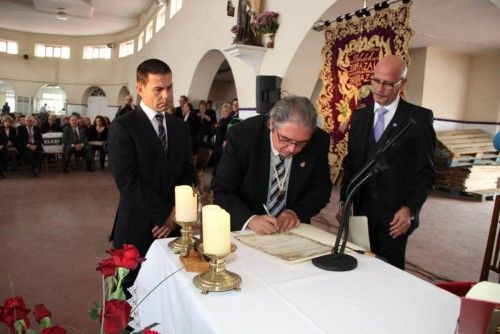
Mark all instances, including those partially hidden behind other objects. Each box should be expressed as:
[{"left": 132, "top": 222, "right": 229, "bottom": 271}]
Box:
[{"left": 130, "top": 229, "right": 460, "bottom": 334}]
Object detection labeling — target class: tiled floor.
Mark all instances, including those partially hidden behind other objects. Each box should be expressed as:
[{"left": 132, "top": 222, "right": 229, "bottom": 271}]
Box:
[{"left": 0, "top": 166, "right": 496, "bottom": 332}]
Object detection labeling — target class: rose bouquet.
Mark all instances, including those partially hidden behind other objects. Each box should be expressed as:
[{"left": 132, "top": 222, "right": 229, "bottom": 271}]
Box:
[
  {"left": 90, "top": 244, "right": 161, "bottom": 334},
  {"left": 0, "top": 297, "right": 66, "bottom": 334},
  {"left": 253, "top": 11, "right": 280, "bottom": 34}
]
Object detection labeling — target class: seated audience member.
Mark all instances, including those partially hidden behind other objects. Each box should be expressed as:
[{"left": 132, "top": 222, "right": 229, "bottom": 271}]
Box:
[
  {"left": 103, "top": 116, "right": 111, "bottom": 126},
  {"left": 83, "top": 116, "right": 92, "bottom": 130},
  {"left": 33, "top": 116, "right": 41, "bottom": 128},
  {"left": 0, "top": 115, "right": 18, "bottom": 171},
  {"left": 88, "top": 115, "right": 108, "bottom": 170},
  {"left": 62, "top": 117, "right": 70, "bottom": 129},
  {"left": 175, "top": 95, "right": 188, "bottom": 119},
  {"left": 41, "top": 114, "right": 62, "bottom": 133},
  {"left": 196, "top": 100, "right": 217, "bottom": 147},
  {"left": 212, "top": 95, "right": 332, "bottom": 233},
  {"left": 17, "top": 115, "right": 43, "bottom": 177},
  {"left": 13, "top": 113, "right": 22, "bottom": 128},
  {"left": 181, "top": 102, "right": 200, "bottom": 154},
  {"left": 62, "top": 115, "right": 93, "bottom": 173}
]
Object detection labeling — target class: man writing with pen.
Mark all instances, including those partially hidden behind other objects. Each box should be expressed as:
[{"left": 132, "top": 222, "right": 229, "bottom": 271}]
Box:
[{"left": 212, "top": 95, "right": 332, "bottom": 234}]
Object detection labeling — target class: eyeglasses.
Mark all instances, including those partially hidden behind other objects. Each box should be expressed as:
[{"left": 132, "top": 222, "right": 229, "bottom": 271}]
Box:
[
  {"left": 275, "top": 130, "right": 310, "bottom": 148},
  {"left": 370, "top": 77, "right": 404, "bottom": 90}
]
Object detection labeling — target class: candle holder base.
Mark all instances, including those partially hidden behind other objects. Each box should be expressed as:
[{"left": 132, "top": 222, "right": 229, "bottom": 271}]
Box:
[
  {"left": 193, "top": 243, "right": 241, "bottom": 294},
  {"left": 168, "top": 220, "right": 199, "bottom": 254}
]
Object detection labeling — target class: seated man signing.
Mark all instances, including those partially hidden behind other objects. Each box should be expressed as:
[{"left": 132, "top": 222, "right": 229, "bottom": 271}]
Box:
[{"left": 212, "top": 95, "right": 332, "bottom": 234}]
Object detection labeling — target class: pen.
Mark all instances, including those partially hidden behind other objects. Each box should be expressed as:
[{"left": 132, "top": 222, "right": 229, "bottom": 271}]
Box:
[{"left": 262, "top": 204, "right": 272, "bottom": 216}]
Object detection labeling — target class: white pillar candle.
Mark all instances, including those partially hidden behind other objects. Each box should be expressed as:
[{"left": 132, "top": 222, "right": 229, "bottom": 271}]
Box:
[
  {"left": 202, "top": 205, "right": 231, "bottom": 255},
  {"left": 175, "top": 185, "right": 197, "bottom": 222}
]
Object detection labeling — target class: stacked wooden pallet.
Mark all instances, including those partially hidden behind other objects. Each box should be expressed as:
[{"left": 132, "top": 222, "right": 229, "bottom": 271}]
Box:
[{"left": 435, "top": 129, "right": 500, "bottom": 201}]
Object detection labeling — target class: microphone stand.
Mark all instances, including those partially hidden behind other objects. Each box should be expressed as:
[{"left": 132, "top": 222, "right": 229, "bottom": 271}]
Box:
[{"left": 312, "top": 118, "right": 415, "bottom": 271}]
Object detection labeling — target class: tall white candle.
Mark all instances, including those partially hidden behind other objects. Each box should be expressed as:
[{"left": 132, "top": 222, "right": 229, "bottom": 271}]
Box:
[
  {"left": 202, "top": 205, "right": 231, "bottom": 255},
  {"left": 175, "top": 185, "right": 197, "bottom": 222}
]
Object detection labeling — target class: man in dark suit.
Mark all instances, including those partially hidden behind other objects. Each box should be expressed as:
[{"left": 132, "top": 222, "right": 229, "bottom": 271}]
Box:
[
  {"left": 181, "top": 102, "right": 200, "bottom": 154},
  {"left": 62, "top": 115, "right": 93, "bottom": 173},
  {"left": 114, "top": 94, "right": 135, "bottom": 119},
  {"left": 174, "top": 95, "right": 188, "bottom": 119},
  {"left": 108, "top": 58, "right": 197, "bottom": 286},
  {"left": 17, "top": 115, "right": 43, "bottom": 177},
  {"left": 338, "top": 55, "right": 436, "bottom": 270},
  {"left": 212, "top": 95, "right": 332, "bottom": 234}
]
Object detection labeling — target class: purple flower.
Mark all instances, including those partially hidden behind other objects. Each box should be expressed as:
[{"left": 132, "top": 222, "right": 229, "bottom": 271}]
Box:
[{"left": 254, "top": 11, "right": 280, "bottom": 34}]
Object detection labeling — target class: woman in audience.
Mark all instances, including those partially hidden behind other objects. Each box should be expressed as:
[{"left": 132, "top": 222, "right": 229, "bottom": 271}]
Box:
[
  {"left": 83, "top": 116, "right": 92, "bottom": 130},
  {"left": 42, "top": 114, "right": 62, "bottom": 133},
  {"left": 88, "top": 115, "right": 108, "bottom": 170},
  {"left": 103, "top": 116, "right": 111, "bottom": 126},
  {"left": 0, "top": 115, "right": 18, "bottom": 173},
  {"left": 33, "top": 116, "right": 41, "bottom": 128}
]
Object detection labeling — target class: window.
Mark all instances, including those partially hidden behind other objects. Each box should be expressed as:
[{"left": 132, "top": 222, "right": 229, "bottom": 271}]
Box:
[
  {"left": 119, "top": 40, "right": 134, "bottom": 58},
  {"left": 0, "top": 39, "right": 18, "bottom": 54},
  {"left": 137, "top": 31, "right": 144, "bottom": 51},
  {"left": 145, "top": 21, "right": 153, "bottom": 44},
  {"left": 170, "top": 0, "right": 183, "bottom": 18},
  {"left": 34, "top": 43, "right": 70, "bottom": 59},
  {"left": 83, "top": 46, "right": 111, "bottom": 59},
  {"left": 156, "top": 5, "right": 166, "bottom": 32}
]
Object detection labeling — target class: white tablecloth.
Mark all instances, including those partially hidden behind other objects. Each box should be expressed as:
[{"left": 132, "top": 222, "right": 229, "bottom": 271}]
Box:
[{"left": 131, "top": 231, "right": 460, "bottom": 334}]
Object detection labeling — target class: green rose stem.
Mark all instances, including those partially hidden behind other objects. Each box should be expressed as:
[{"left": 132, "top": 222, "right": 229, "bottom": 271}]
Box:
[
  {"left": 131, "top": 267, "right": 184, "bottom": 314},
  {"left": 100, "top": 275, "right": 105, "bottom": 334}
]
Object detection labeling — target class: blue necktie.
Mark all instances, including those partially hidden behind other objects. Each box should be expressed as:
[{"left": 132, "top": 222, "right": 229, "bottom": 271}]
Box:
[
  {"left": 374, "top": 107, "right": 388, "bottom": 142},
  {"left": 155, "top": 113, "right": 167, "bottom": 152}
]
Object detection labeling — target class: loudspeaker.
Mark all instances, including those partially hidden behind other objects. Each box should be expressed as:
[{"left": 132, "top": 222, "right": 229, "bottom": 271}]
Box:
[{"left": 256, "top": 75, "right": 281, "bottom": 115}]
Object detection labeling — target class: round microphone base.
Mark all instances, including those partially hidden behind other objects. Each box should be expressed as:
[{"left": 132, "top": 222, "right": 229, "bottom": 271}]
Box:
[{"left": 312, "top": 253, "right": 358, "bottom": 271}]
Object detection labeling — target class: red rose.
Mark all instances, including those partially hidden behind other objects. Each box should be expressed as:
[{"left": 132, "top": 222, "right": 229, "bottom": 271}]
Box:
[
  {"left": 3, "top": 296, "right": 26, "bottom": 309},
  {"left": 144, "top": 329, "right": 159, "bottom": 334},
  {"left": 42, "top": 326, "right": 67, "bottom": 334},
  {"left": 97, "top": 258, "right": 117, "bottom": 277},
  {"left": 34, "top": 304, "right": 52, "bottom": 323},
  {"left": 110, "top": 244, "right": 144, "bottom": 270},
  {"left": 0, "top": 297, "right": 31, "bottom": 327},
  {"left": 100, "top": 300, "right": 132, "bottom": 334}
]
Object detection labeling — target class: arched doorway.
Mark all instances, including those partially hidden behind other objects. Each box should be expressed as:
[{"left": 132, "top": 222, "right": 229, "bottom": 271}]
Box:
[
  {"left": 83, "top": 86, "right": 107, "bottom": 122},
  {"left": 189, "top": 50, "right": 236, "bottom": 118},
  {"left": 0, "top": 81, "right": 16, "bottom": 113},
  {"left": 36, "top": 84, "right": 67, "bottom": 116}
]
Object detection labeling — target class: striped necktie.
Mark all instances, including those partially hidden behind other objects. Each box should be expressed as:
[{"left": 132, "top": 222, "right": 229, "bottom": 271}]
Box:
[
  {"left": 268, "top": 156, "right": 286, "bottom": 217},
  {"left": 155, "top": 113, "right": 168, "bottom": 152}
]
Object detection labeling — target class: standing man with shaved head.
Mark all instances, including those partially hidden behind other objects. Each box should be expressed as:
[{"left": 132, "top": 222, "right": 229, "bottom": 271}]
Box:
[{"left": 339, "top": 55, "right": 436, "bottom": 270}]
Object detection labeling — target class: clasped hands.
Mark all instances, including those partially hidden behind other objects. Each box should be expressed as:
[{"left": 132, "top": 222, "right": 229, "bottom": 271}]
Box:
[{"left": 249, "top": 210, "right": 300, "bottom": 235}]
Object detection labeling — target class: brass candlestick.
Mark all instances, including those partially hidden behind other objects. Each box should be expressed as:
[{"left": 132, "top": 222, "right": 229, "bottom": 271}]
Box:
[
  {"left": 193, "top": 243, "right": 241, "bottom": 294},
  {"left": 168, "top": 220, "right": 199, "bottom": 254}
]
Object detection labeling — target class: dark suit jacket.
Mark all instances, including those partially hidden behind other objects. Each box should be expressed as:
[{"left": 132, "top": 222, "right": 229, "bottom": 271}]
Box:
[
  {"left": 62, "top": 126, "right": 89, "bottom": 148},
  {"left": 212, "top": 115, "right": 332, "bottom": 230},
  {"left": 17, "top": 125, "right": 43, "bottom": 149},
  {"left": 340, "top": 99, "right": 436, "bottom": 229},
  {"left": 0, "top": 127, "right": 17, "bottom": 147},
  {"left": 108, "top": 107, "right": 197, "bottom": 256}
]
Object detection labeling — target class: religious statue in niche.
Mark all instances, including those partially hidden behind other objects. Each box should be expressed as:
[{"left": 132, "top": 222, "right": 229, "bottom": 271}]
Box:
[{"left": 235, "top": 0, "right": 261, "bottom": 45}]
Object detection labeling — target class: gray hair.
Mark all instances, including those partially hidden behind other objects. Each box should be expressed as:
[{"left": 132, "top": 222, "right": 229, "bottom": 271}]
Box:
[{"left": 269, "top": 95, "right": 317, "bottom": 130}]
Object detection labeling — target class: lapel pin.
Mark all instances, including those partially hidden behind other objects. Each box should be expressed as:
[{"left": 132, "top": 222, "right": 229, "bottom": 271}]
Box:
[
  {"left": 392, "top": 123, "right": 398, "bottom": 127},
  {"left": 300, "top": 161, "right": 306, "bottom": 168}
]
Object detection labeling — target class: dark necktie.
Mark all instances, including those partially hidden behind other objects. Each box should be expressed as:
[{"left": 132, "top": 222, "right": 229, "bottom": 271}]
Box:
[
  {"left": 374, "top": 107, "right": 388, "bottom": 142},
  {"left": 155, "top": 113, "right": 168, "bottom": 152},
  {"left": 73, "top": 128, "right": 80, "bottom": 143},
  {"left": 28, "top": 127, "right": 33, "bottom": 143},
  {"left": 268, "top": 156, "right": 286, "bottom": 216}
]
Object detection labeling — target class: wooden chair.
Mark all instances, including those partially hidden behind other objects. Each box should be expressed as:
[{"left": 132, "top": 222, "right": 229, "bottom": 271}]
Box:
[{"left": 480, "top": 196, "right": 500, "bottom": 282}]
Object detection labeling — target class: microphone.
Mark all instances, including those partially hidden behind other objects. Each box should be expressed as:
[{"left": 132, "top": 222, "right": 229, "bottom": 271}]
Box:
[{"left": 312, "top": 118, "right": 416, "bottom": 272}]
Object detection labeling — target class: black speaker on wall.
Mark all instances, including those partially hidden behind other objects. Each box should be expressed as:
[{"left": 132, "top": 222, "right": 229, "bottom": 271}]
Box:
[{"left": 256, "top": 75, "right": 282, "bottom": 114}]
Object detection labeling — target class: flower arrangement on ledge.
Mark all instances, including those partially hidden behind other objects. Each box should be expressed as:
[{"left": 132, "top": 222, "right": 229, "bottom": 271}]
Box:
[{"left": 254, "top": 11, "right": 280, "bottom": 35}]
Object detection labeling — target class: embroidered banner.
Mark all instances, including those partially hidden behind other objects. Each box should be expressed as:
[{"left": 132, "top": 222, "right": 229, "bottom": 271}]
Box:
[{"left": 318, "top": 2, "right": 413, "bottom": 183}]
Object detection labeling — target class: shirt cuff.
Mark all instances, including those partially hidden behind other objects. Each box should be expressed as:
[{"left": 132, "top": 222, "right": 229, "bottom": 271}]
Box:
[{"left": 241, "top": 215, "right": 256, "bottom": 231}]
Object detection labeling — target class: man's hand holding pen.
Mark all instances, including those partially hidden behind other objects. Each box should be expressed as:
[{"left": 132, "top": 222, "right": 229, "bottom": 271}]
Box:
[{"left": 249, "top": 205, "right": 300, "bottom": 235}]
